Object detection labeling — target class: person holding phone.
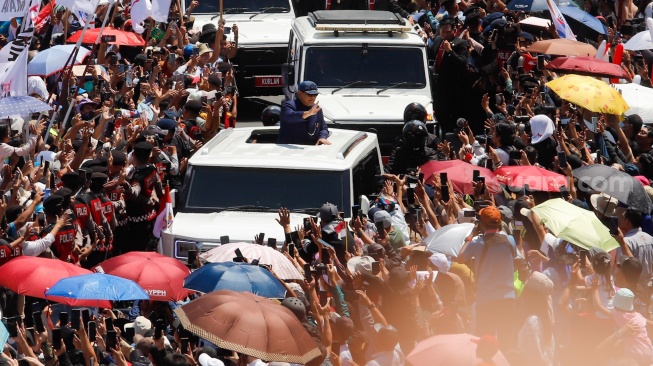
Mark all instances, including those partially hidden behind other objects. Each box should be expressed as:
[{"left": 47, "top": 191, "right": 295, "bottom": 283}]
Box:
[{"left": 277, "top": 81, "right": 330, "bottom": 146}]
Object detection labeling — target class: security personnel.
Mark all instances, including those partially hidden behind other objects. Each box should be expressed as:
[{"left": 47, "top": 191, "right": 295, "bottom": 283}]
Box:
[
  {"left": 385, "top": 120, "right": 438, "bottom": 175},
  {"left": 118, "top": 142, "right": 164, "bottom": 252},
  {"left": 41, "top": 195, "right": 77, "bottom": 263},
  {"left": 81, "top": 173, "right": 116, "bottom": 268}
]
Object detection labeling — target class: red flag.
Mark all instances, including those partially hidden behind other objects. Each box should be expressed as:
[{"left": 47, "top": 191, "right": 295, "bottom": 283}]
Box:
[{"left": 35, "top": 0, "right": 56, "bottom": 33}]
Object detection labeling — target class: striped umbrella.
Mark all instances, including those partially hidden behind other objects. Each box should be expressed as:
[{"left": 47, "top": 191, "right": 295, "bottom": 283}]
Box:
[{"left": 200, "top": 243, "right": 303, "bottom": 280}]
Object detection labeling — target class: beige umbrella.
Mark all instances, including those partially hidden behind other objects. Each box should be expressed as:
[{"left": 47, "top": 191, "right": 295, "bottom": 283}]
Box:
[{"left": 525, "top": 38, "right": 597, "bottom": 57}]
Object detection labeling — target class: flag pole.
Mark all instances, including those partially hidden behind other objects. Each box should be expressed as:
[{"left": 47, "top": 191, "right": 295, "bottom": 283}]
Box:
[{"left": 219, "top": 0, "right": 223, "bottom": 24}]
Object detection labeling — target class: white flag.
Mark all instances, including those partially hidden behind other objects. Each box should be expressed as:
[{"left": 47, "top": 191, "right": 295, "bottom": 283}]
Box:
[
  {"left": 547, "top": 0, "right": 576, "bottom": 40},
  {"left": 151, "top": 0, "right": 171, "bottom": 22},
  {"left": 130, "top": 0, "right": 151, "bottom": 34},
  {"left": 57, "top": 0, "right": 98, "bottom": 15},
  {"left": 0, "top": 48, "right": 29, "bottom": 97},
  {"left": 0, "top": 0, "right": 32, "bottom": 21}
]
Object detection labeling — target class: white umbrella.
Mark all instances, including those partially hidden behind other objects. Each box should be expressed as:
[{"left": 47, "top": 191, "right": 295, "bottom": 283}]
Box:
[
  {"left": 520, "top": 16, "right": 551, "bottom": 30},
  {"left": 28, "top": 45, "right": 91, "bottom": 77},
  {"left": 423, "top": 223, "right": 475, "bottom": 257},
  {"left": 624, "top": 18, "right": 653, "bottom": 51},
  {"left": 613, "top": 83, "right": 653, "bottom": 124}
]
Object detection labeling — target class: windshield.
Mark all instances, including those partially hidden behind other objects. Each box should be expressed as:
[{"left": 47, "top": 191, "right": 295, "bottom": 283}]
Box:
[
  {"left": 181, "top": 166, "right": 349, "bottom": 212},
  {"left": 303, "top": 47, "right": 427, "bottom": 88},
  {"left": 193, "top": 0, "right": 291, "bottom": 14}
]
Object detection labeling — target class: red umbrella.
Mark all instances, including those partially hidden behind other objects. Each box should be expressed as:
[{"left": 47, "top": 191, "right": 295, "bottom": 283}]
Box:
[
  {"left": 420, "top": 160, "right": 501, "bottom": 194},
  {"left": 545, "top": 56, "right": 630, "bottom": 79},
  {"left": 494, "top": 166, "right": 568, "bottom": 192},
  {"left": 66, "top": 27, "right": 145, "bottom": 46},
  {"left": 0, "top": 257, "right": 111, "bottom": 308},
  {"left": 94, "top": 252, "right": 191, "bottom": 302}
]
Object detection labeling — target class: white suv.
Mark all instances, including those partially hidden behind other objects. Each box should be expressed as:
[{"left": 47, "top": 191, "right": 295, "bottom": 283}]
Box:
[{"left": 159, "top": 127, "right": 383, "bottom": 260}]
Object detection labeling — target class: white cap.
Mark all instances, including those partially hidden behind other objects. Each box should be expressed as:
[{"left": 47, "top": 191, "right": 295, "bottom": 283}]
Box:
[
  {"left": 199, "top": 354, "right": 225, "bottom": 366},
  {"left": 346, "top": 256, "right": 377, "bottom": 277},
  {"left": 429, "top": 253, "right": 451, "bottom": 273},
  {"left": 124, "top": 316, "right": 152, "bottom": 337}
]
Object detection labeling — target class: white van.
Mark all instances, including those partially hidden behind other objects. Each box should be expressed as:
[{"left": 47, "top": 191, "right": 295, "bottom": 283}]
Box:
[
  {"left": 185, "top": 0, "right": 295, "bottom": 95},
  {"left": 159, "top": 127, "right": 383, "bottom": 260},
  {"left": 282, "top": 10, "right": 434, "bottom": 154}
]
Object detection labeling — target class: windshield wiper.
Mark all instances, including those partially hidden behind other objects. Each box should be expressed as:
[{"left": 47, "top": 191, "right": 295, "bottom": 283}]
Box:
[
  {"left": 376, "top": 82, "right": 425, "bottom": 95},
  {"left": 250, "top": 6, "right": 290, "bottom": 18},
  {"left": 212, "top": 7, "right": 250, "bottom": 18},
  {"left": 331, "top": 81, "right": 378, "bottom": 94},
  {"left": 291, "top": 208, "right": 320, "bottom": 215},
  {"left": 218, "top": 205, "right": 274, "bottom": 211}
]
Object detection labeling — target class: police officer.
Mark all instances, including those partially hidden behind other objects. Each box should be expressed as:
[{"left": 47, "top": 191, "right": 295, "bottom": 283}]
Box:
[
  {"left": 400, "top": 102, "right": 441, "bottom": 150},
  {"left": 40, "top": 195, "right": 78, "bottom": 263},
  {"left": 81, "top": 173, "right": 116, "bottom": 268},
  {"left": 117, "top": 142, "right": 164, "bottom": 252},
  {"left": 385, "top": 120, "right": 437, "bottom": 175},
  {"left": 261, "top": 105, "right": 281, "bottom": 126}
]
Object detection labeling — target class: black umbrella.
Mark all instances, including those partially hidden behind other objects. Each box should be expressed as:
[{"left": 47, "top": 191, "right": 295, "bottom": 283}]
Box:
[{"left": 573, "top": 165, "right": 653, "bottom": 214}]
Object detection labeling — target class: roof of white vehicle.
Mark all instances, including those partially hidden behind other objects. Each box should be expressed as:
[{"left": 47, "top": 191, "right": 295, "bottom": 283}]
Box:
[
  {"left": 189, "top": 127, "right": 380, "bottom": 171},
  {"left": 292, "top": 10, "right": 426, "bottom": 46}
]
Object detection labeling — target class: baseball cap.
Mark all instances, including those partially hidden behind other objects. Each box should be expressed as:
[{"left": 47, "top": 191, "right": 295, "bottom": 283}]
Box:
[
  {"left": 319, "top": 203, "right": 338, "bottom": 222},
  {"left": 373, "top": 210, "right": 392, "bottom": 229},
  {"left": 365, "top": 243, "right": 385, "bottom": 261},
  {"left": 479, "top": 206, "right": 502, "bottom": 228},
  {"left": 198, "top": 353, "right": 225, "bottom": 366},
  {"left": 298, "top": 81, "right": 319, "bottom": 95},
  {"left": 124, "top": 316, "right": 152, "bottom": 337},
  {"left": 346, "top": 256, "right": 377, "bottom": 276}
]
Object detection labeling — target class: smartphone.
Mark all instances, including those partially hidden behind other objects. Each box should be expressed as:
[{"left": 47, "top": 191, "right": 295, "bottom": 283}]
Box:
[
  {"left": 375, "top": 221, "right": 385, "bottom": 237},
  {"left": 540, "top": 91, "right": 546, "bottom": 102},
  {"left": 288, "top": 243, "right": 295, "bottom": 258},
  {"left": 106, "top": 330, "right": 118, "bottom": 350},
  {"left": 473, "top": 169, "right": 480, "bottom": 182},
  {"left": 181, "top": 337, "right": 189, "bottom": 352},
  {"left": 168, "top": 53, "right": 176, "bottom": 64},
  {"left": 87, "top": 321, "right": 97, "bottom": 339},
  {"left": 580, "top": 250, "right": 588, "bottom": 267},
  {"left": 596, "top": 148, "right": 602, "bottom": 163},
  {"left": 104, "top": 316, "right": 113, "bottom": 331},
  {"left": 319, "top": 290, "right": 328, "bottom": 307},
  {"left": 371, "top": 261, "right": 380, "bottom": 275},
  {"left": 200, "top": 96, "right": 208, "bottom": 104},
  {"left": 591, "top": 116, "right": 598, "bottom": 132},
  {"left": 407, "top": 187, "right": 415, "bottom": 205},
  {"left": 81, "top": 309, "right": 90, "bottom": 327},
  {"left": 234, "top": 248, "right": 245, "bottom": 262},
  {"left": 440, "top": 172, "right": 448, "bottom": 185},
  {"left": 224, "top": 26, "right": 231, "bottom": 35},
  {"left": 464, "top": 209, "right": 477, "bottom": 217},
  {"left": 495, "top": 93, "right": 503, "bottom": 105},
  {"left": 478, "top": 176, "right": 486, "bottom": 194},
  {"left": 418, "top": 172, "right": 424, "bottom": 182},
  {"left": 610, "top": 217, "right": 619, "bottom": 236},
  {"left": 71, "top": 309, "right": 81, "bottom": 330},
  {"left": 267, "top": 238, "right": 277, "bottom": 249},
  {"left": 52, "top": 328, "right": 62, "bottom": 350},
  {"left": 415, "top": 207, "right": 423, "bottom": 223},
  {"left": 258, "top": 232, "right": 265, "bottom": 245},
  {"left": 290, "top": 231, "right": 300, "bottom": 245},
  {"left": 303, "top": 217, "right": 312, "bottom": 232},
  {"left": 304, "top": 263, "right": 312, "bottom": 281},
  {"left": 187, "top": 250, "right": 197, "bottom": 267},
  {"left": 33, "top": 311, "right": 45, "bottom": 332},
  {"left": 154, "top": 319, "right": 165, "bottom": 339},
  {"left": 220, "top": 235, "right": 229, "bottom": 244},
  {"left": 59, "top": 311, "right": 68, "bottom": 327},
  {"left": 558, "top": 151, "right": 568, "bottom": 169},
  {"left": 192, "top": 47, "right": 200, "bottom": 56},
  {"left": 560, "top": 185, "right": 571, "bottom": 200},
  {"left": 8, "top": 318, "right": 18, "bottom": 338},
  {"left": 441, "top": 184, "right": 450, "bottom": 202},
  {"left": 509, "top": 150, "right": 522, "bottom": 160},
  {"left": 537, "top": 55, "right": 544, "bottom": 70},
  {"left": 351, "top": 204, "right": 361, "bottom": 219},
  {"left": 102, "top": 34, "right": 116, "bottom": 42},
  {"left": 524, "top": 183, "right": 530, "bottom": 193},
  {"left": 110, "top": 54, "right": 118, "bottom": 65},
  {"left": 124, "top": 326, "right": 136, "bottom": 343}
]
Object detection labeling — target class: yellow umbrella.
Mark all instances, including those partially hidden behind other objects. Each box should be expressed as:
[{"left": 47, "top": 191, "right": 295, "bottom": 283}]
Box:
[{"left": 546, "top": 74, "right": 630, "bottom": 115}]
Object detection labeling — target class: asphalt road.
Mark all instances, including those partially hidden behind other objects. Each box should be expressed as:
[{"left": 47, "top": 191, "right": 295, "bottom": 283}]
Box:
[{"left": 234, "top": 95, "right": 284, "bottom": 127}]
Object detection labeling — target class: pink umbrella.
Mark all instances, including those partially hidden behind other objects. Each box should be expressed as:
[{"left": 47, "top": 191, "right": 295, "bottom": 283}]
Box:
[
  {"left": 407, "top": 333, "right": 510, "bottom": 366},
  {"left": 420, "top": 160, "right": 502, "bottom": 194},
  {"left": 200, "top": 243, "right": 302, "bottom": 280},
  {"left": 494, "top": 166, "right": 568, "bottom": 192}
]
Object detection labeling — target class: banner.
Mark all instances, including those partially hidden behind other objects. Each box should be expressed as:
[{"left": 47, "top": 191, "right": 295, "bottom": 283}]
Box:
[
  {"left": 57, "top": 0, "right": 97, "bottom": 15},
  {"left": 0, "top": 0, "right": 31, "bottom": 21},
  {"left": 547, "top": 0, "right": 576, "bottom": 40},
  {"left": 130, "top": 0, "right": 151, "bottom": 34},
  {"left": 151, "top": 0, "right": 171, "bottom": 22},
  {"left": 0, "top": 47, "right": 29, "bottom": 97}
]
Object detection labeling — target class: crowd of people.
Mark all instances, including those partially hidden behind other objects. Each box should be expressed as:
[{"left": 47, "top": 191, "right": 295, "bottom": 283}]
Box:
[{"left": 1, "top": 0, "right": 653, "bottom": 365}]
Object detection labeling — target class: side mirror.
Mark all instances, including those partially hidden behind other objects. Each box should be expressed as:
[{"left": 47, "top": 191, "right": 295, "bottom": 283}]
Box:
[{"left": 281, "top": 63, "right": 295, "bottom": 88}]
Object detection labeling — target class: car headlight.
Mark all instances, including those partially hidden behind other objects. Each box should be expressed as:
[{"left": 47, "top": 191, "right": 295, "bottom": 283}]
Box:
[{"left": 174, "top": 240, "right": 198, "bottom": 259}]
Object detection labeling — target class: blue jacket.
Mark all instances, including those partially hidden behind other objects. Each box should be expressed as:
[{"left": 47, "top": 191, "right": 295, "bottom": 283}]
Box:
[{"left": 277, "top": 99, "right": 329, "bottom": 145}]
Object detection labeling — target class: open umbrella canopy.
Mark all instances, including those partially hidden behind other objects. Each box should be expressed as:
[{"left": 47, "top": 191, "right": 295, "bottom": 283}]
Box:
[
  {"left": 546, "top": 74, "right": 629, "bottom": 115},
  {"left": 46, "top": 273, "right": 149, "bottom": 301},
  {"left": 525, "top": 38, "right": 597, "bottom": 57},
  {"left": 0, "top": 257, "right": 111, "bottom": 308},
  {"left": 557, "top": 6, "right": 607, "bottom": 41},
  {"left": 66, "top": 27, "right": 145, "bottom": 46},
  {"left": 201, "top": 242, "right": 302, "bottom": 280},
  {"left": 529, "top": 198, "right": 619, "bottom": 251},
  {"left": 624, "top": 29, "right": 653, "bottom": 51},
  {"left": 183, "top": 262, "right": 287, "bottom": 298},
  {"left": 545, "top": 56, "right": 629, "bottom": 79},
  {"left": 494, "top": 166, "right": 568, "bottom": 192},
  {"left": 420, "top": 160, "right": 501, "bottom": 194},
  {"left": 573, "top": 164, "right": 653, "bottom": 213},
  {"left": 28, "top": 45, "right": 90, "bottom": 77},
  {"left": 174, "top": 290, "right": 322, "bottom": 364},
  {"left": 407, "top": 333, "right": 510, "bottom": 366},
  {"left": 94, "top": 252, "right": 191, "bottom": 302},
  {"left": 423, "top": 223, "right": 475, "bottom": 257},
  {"left": 507, "top": 0, "right": 576, "bottom": 12},
  {"left": 0, "top": 96, "right": 53, "bottom": 116},
  {"left": 612, "top": 83, "right": 653, "bottom": 124}
]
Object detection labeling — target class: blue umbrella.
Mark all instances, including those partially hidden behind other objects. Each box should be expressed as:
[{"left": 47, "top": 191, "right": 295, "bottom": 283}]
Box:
[
  {"left": 507, "top": 0, "right": 577, "bottom": 13},
  {"left": 45, "top": 273, "right": 150, "bottom": 301},
  {"left": 184, "top": 262, "right": 287, "bottom": 298},
  {"left": 0, "top": 96, "right": 52, "bottom": 116},
  {"left": 558, "top": 6, "right": 607, "bottom": 40}
]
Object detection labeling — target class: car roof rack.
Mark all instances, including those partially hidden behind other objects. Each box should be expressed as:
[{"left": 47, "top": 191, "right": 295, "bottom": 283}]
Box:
[{"left": 308, "top": 11, "right": 411, "bottom": 35}]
